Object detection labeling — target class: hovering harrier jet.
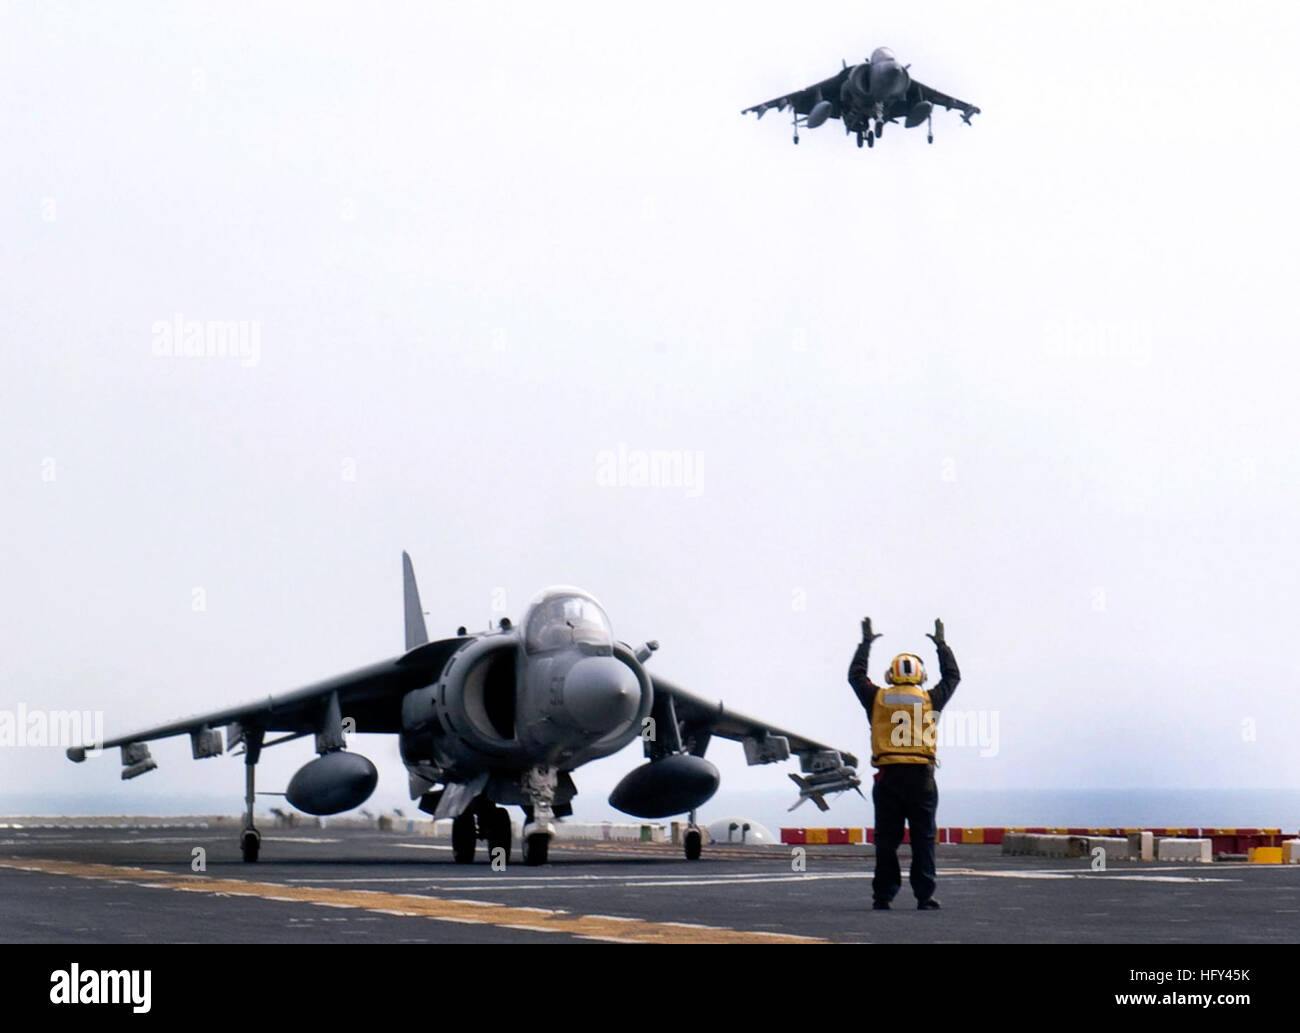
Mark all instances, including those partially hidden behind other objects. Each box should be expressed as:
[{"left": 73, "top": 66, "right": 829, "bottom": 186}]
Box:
[
  {"left": 68, "top": 553, "right": 861, "bottom": 865},
  {"left": 743, "top": 47, "right": 980, "bottom": 148}
]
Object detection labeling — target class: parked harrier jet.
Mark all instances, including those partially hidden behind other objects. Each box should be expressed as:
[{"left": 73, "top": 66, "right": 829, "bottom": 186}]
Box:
[
  {"left": 68, "top": 553, "right": 860, "bottom": 865},
  {"left": 743, "top": 47, "right": 980, "bottom": 148}
]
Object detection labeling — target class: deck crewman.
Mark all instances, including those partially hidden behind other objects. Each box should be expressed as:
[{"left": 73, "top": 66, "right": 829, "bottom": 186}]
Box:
[{"left": 849, "top": 617, "right": 960, "bottom": 910}]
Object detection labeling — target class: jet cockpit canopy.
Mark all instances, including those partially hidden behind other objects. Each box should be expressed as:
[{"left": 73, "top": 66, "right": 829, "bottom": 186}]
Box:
[{"left": 523, "top": 587, "right": 614, "bottom": 656}]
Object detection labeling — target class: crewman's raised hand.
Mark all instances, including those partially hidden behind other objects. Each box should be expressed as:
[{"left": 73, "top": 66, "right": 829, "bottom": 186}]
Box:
[
  {"left": 861, "top": 617, "right": 883, "bottom": 644},
  {"left": 926, "top": 618, "right": 946, "bottom": 647}
]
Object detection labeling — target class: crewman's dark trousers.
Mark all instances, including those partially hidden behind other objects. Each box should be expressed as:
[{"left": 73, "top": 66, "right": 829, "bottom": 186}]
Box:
[{"left": 872, "top": 765, "right": 938, "bottom": 904}]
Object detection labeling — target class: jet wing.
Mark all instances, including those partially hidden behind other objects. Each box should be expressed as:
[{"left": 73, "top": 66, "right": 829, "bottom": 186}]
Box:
[
  {"left": 65, "top": 637, "right": 467, "bottom": 769},
  {"left": 741, "top": 68, "right": 849, "bottom": 119},
  {"left": 911, "top": 79, "right": 981, "bottom": 123},
  {"left": 651, "top": 674, "right": 861, "bottom": 811}
]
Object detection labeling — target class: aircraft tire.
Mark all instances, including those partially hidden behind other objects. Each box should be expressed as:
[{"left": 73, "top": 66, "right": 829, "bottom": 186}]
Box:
[
  {"left": 487, "top": 807, "right": 512, "bottom": 864},
  {"left": 523, "top": 832, "right": 549, "bottom": 866},
  {"left": 241, "top": 829, "right": 260, "bottom": 863},
  {"left": 452, "top": 812, "right": 477, "bottom": 864},
  {"left": 684, "top": 829, "right": 702, "bottom": 861}
]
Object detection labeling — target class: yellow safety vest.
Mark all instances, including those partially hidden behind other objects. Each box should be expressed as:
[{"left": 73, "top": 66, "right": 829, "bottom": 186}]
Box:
[{"left": 870, "top": 684, "right": 937, "bottom": 767}]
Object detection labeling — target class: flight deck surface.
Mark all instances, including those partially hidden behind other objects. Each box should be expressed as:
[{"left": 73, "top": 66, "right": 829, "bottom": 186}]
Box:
[{"left": 1, "top": 825, "right": 1294, "bottom": 944}]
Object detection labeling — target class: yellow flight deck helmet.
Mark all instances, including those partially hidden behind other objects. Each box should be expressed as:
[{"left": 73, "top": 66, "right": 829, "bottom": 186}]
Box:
[{"left": 886, "top": 653, "right": 927, "bottom": 685}]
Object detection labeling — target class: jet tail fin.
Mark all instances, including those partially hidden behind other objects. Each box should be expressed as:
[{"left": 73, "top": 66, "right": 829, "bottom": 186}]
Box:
[{"left": 402, "top": 551, "right": 429, "bottom": 651}]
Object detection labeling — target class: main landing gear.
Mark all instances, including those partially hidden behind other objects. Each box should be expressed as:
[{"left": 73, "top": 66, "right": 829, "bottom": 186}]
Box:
[
  {"left": 452, "top": 799, "right": 514, "bottom": 864},
  {"left": 448, "top": 767, "right": 559, "bottom": 867}
]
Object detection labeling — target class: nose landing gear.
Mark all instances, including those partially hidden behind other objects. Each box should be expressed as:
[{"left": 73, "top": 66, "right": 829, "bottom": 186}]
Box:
[
  {"left": 522, "top": 831, "right": 550, "bottom": 866},
  {"left": 521, "top": 764, "right": 558, "bottom": 866}
]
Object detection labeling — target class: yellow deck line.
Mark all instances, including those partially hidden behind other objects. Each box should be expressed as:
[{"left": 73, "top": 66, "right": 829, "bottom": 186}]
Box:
[{"left": 1, "top": 857, "right": 823, "bottom": 945}]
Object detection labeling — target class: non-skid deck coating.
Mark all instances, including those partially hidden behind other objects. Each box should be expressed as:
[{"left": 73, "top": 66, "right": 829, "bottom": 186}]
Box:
[{"left": 2, "top": 826, "right": 1296, "bottom": 943}]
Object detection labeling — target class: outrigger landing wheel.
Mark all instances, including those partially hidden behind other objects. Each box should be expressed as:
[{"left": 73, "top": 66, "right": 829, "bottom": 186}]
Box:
[
  {"left": 684, "top": 806, "right": 703, "bottom": 860},
  {"left": 684, "top": 828, "right": 702, "bottom": 861},
  {"left": 240, "top": 827, "right": 260, "bottom": 863},
  {"left": 240, "top": 729, "right": 263, "bottom": 862}
]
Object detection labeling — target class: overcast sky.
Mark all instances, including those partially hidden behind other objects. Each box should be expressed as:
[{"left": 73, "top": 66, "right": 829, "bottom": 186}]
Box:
[{"left": 3, "top": 1, "right": 1298, "bottom": 824}]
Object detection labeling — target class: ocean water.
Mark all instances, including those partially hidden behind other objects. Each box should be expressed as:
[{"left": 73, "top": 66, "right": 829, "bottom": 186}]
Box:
[
  {"left": 905, "top": 788, "right": 1300, "bottom": 830},
  {"left": 5, "top": 788, "right": 1298, "bottom": 838},
  {"left": 692, "top": 788, "right": 1300, "bottom": 837}
]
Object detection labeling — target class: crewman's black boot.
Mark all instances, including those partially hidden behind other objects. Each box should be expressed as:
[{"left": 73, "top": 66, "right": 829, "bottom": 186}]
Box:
[{"left": 917, "top": 897, "right": 941, "bottom": 910}]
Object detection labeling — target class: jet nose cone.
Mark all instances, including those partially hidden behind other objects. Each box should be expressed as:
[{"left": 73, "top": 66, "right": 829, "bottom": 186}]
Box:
[
  {"left": 563, "top": 657, "right": 641, "bottom": 734},
  {"left": 871, "top": 61, "right": 906, "bottom": 98}
]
